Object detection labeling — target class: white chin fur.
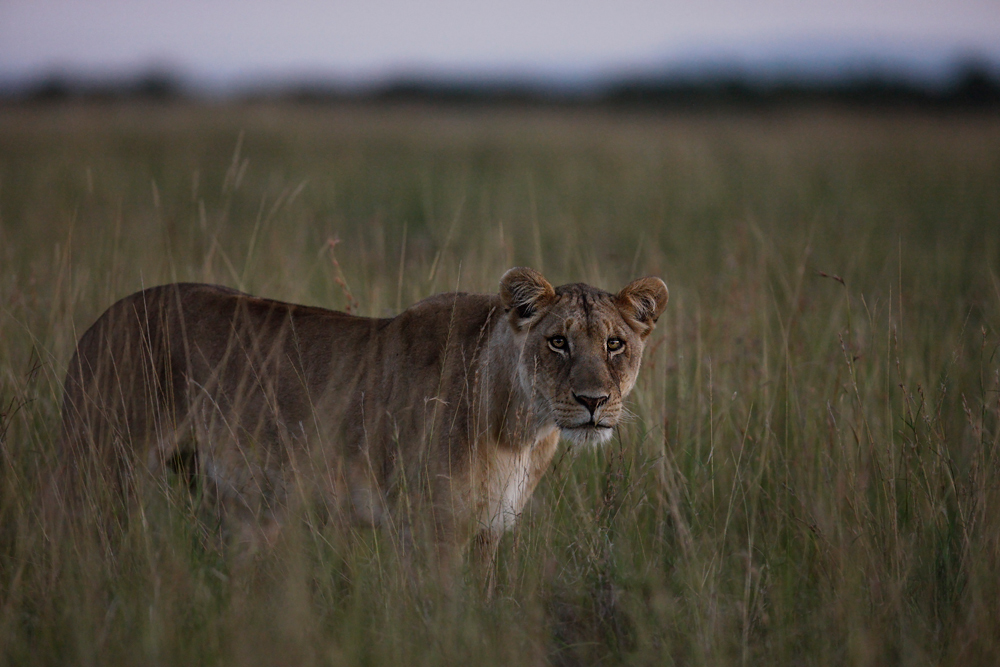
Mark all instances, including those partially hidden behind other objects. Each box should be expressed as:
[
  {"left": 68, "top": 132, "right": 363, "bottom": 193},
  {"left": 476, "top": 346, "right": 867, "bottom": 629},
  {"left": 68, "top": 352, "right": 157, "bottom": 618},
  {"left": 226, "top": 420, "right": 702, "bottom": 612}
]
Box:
[{"left": 561, "top": 426, "right": 614, "bottom": 446}]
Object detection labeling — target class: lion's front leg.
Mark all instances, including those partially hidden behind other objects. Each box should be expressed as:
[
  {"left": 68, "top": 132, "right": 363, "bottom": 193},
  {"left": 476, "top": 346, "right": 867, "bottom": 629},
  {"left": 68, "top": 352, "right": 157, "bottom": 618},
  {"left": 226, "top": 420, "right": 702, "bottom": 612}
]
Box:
[{"left": 472, "top": 528, "right": 502, "bottom": 600}]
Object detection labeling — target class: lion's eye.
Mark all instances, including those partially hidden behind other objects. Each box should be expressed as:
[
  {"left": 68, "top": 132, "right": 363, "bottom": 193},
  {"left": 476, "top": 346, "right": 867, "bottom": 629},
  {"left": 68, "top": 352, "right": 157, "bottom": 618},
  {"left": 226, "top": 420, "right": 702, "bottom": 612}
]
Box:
[
  {"left": 548, "top": 335, "right": 568, "bottom": 352},
  {"left": 607, "top": 337, "right": 624, "bottom": 352}
]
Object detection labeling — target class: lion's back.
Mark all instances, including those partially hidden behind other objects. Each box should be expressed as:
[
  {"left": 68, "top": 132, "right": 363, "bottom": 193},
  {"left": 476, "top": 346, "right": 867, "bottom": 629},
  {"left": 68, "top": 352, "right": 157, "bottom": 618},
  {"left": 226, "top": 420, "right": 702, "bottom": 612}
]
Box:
[{"left": 58, "top": 282, "right": 396, "bottom": 461}]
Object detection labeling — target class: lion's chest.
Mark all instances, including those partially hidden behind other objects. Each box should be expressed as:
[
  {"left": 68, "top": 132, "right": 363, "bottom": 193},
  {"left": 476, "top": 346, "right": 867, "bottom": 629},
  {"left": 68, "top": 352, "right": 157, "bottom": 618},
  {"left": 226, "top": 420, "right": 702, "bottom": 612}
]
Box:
[{"left": 479, "top": 426, "right": 559, "bottom": 534}]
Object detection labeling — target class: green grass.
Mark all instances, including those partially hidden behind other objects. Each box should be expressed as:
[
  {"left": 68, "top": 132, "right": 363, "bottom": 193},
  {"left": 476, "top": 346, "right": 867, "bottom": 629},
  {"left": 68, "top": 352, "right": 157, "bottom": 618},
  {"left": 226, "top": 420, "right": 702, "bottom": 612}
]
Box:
[{"left": 1, "top": 102, "right": 999, "bottom": 665}]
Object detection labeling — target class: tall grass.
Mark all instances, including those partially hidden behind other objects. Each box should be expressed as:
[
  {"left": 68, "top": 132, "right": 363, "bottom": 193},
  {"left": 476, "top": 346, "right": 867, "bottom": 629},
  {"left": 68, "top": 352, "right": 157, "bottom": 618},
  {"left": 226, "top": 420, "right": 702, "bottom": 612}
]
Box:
[{"left": 1, "top": 102, "right": 999, "bottom": 665}]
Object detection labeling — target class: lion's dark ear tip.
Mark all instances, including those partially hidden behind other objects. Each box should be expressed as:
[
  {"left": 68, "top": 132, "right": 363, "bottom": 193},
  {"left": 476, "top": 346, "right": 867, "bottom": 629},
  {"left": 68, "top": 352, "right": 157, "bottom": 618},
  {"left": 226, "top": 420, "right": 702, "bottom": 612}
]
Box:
[
  {"left": 616, "top": 275, "right": 668, "bottom": 325},
  {"left": 499, "top": 266, "right": 555, "bottom": 327}
]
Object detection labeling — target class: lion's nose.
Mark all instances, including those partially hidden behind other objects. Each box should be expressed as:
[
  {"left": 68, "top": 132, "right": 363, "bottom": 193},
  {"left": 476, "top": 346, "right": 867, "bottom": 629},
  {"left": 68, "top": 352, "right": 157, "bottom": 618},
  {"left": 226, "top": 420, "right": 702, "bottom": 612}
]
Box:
[{"left": 573, "top": 393, "right": 609, "bottom": 417}]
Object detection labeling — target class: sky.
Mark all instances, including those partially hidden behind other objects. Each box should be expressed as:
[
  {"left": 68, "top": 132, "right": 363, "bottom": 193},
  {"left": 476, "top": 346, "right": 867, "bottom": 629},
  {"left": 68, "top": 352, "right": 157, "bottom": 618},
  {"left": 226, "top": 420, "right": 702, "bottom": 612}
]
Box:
[{"left": 2, "top": 0, "right": 999, "bottom": 90}]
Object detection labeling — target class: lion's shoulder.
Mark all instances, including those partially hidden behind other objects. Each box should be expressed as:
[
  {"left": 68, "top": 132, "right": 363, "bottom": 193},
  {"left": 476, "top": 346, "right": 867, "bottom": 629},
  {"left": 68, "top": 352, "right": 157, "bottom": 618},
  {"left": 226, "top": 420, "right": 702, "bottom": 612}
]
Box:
[{"left": 393, "top": 292, "right": 500, "bottom": 337}]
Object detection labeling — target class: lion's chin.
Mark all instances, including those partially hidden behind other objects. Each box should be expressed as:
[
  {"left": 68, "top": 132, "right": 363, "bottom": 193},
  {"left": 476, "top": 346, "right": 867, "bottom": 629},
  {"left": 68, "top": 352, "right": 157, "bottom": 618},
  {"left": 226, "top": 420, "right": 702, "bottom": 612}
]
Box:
[{"left": 560, "top": 424, "right": 615, "bottom": 446}]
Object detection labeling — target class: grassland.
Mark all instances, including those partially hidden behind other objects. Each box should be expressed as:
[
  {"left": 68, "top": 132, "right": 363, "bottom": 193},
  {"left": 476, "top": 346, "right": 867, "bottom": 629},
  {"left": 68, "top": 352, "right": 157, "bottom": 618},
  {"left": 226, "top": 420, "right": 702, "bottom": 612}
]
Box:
[{"left": 1, "top": 102, "right": 999, "bottom": 665}]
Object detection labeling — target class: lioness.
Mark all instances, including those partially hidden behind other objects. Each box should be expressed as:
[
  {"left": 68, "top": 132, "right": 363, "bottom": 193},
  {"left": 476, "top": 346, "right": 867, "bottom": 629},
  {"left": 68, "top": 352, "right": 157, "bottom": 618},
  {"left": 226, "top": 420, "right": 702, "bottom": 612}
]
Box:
[{"left": 57, "top": 267, "right": 667, "bottom": 569}]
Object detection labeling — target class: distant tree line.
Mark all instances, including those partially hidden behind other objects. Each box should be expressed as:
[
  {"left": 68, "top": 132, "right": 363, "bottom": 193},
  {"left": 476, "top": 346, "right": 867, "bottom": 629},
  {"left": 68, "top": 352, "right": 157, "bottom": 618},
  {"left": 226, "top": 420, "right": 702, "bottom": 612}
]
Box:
[{"left": 6, "top": 61, "right": 1000, "bottom": 109}]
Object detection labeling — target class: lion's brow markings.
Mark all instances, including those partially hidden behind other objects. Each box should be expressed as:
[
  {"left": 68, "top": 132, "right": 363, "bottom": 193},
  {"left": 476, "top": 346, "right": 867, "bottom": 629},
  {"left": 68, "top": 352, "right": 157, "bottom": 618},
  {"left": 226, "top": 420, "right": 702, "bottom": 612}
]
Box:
[{"left": 579, "top": 291, "right": 593, "bottom": 336}]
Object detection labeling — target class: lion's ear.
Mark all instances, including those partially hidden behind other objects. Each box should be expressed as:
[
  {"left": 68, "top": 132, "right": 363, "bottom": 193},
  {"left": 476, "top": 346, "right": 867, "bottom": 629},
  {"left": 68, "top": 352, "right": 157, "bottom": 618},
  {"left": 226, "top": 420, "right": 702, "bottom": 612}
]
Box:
[
  {"left": 615, "top": 277, "right": 669, "bottom": 337},
  {"left": 499, "top": 267, "right": 556, "bottom": 329}
]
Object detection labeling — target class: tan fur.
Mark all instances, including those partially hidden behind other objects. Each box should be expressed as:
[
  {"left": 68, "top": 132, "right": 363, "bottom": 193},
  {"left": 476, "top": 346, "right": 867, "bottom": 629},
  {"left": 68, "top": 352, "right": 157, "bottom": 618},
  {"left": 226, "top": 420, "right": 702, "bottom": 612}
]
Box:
[{"left": 58, "top": 268, "right": 667, "bottom": 566}]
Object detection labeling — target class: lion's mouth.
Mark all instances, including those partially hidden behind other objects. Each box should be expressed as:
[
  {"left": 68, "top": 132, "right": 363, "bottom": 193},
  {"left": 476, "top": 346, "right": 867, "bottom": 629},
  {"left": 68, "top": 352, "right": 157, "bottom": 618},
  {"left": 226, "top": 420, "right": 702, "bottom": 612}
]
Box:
[
  {"left": 565, "top": 421, "right": 613, "bottom": 432},
  {"left": 560, "top": 421, "right": 615, "bottom": 444}
]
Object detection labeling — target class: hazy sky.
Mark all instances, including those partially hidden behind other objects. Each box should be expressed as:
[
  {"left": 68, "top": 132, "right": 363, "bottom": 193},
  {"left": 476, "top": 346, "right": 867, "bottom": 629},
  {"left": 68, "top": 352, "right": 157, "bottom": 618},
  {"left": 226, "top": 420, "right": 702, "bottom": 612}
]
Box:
[{"left": 2, "top": 0, "right": 999, "bottom": 87}]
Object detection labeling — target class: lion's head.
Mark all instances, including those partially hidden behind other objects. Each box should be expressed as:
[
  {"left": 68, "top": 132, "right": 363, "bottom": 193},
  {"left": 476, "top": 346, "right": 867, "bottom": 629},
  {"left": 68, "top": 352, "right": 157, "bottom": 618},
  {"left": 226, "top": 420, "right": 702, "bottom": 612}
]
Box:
[{"left": 499, "top": 267, "right": 668, "bottom": 445}]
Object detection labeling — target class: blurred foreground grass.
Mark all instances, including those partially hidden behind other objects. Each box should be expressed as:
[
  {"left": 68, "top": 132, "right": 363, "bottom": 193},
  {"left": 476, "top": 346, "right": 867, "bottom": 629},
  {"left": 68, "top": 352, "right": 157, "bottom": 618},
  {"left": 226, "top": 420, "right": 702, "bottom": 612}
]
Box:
[{"left": 1, "top": 102, "right": 999, "bottom": 665}]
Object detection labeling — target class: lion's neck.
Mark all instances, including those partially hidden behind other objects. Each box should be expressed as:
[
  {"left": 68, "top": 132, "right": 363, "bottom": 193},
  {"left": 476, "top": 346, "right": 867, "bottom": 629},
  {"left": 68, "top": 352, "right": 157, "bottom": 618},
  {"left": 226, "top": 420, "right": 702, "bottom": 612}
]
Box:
[{"left": 481, "top": 317, "right": 555, "bottom": 451}]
